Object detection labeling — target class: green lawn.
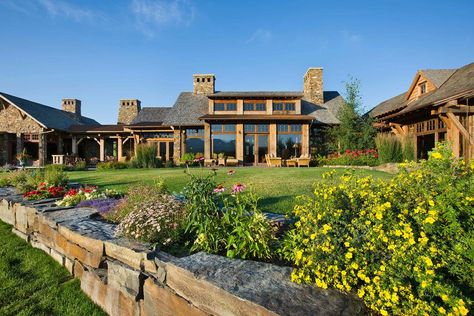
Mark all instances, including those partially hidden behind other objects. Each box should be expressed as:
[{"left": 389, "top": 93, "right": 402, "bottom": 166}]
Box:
[
  {"left": 68, "top": 167, "right": 392, "bottom": 213},
  {"left": 0, "top": 221, "right": 105, "bottom": 316}
]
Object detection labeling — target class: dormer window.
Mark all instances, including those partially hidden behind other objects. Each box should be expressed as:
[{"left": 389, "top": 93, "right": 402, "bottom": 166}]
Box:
[{"left": 419, "top": 82, "right": 427, "bottom": 95}]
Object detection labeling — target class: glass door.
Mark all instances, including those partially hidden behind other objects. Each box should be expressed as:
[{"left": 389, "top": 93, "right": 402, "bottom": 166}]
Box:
[
  {"left": 244, "top": 135, "right": 255, "bottom": 164},
  {"left": 257, "top": 135, "right": 268, "bottom": 164}
]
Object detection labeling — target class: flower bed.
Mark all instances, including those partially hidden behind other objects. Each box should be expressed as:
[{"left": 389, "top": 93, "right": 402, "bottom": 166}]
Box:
[
  {"left": 321, "top": 149, "right": 379, "bottom": 166},
  {"left": 23, "top": 182, "right": 66, "bottom": 200}
]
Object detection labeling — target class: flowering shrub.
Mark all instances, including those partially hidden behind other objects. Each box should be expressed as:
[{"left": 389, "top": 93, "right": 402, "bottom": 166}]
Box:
[
  {"left": 281, "top": 142, "right": 473, "bottom": 315},
  {"left": 23, "top": 182, "right": 66, "bottom": 200},
  {"left": 115, "top": 194, "right": 186, "bottom": 246},
  {"left": 321, "top": 149, "right": 379, "bottom": 166},
  {"left": 76, "top": 198, "right": 122, "bottom": 216},
  {"left": 184, "top": 173, "right": 274, "bottom": 260},
  {"left": 56, "top": 186, "right": 121, "bottom": 207}
]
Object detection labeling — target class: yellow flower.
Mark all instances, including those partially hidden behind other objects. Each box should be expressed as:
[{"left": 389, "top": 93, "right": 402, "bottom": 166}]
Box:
[
  {"left": 295, "top": 250, "right": 303, "bottom": 261},
  {"left": 357, "top": 288, "right": 365, "bottom": 298},
  {"left": 345, "top": 252, "right": 353, "bottom": 259},
  {"left": 380, "top": 309, "right": 388, "bottom": 316},
  {"left": 351, "top": 262, "right": 359, "bottom": 270},
  {"left": 431, "top": 152, "right": 442, "bottom": 159},
  {"left": 424, "top": 216, "right": 436, "bottom": 224},
  {"left": 438, "top": 307, "right": 446, "bottom": 314}
]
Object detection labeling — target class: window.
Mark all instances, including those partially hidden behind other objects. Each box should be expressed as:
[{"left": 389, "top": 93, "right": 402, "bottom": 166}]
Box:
[
  {"left": 244, "top": 124, "right": 269, "bottom": 133},
  {"left": 185, "top": 128, "right": 204, "bottom": 154},
  {"left": 272, "top": 102, "right": 295, "bottom": 111},
  {"left": 214, "top": 102, "right": 237, "bottom": 111},
  {"left": 277, "top": 124, "right": 303, "bottom": 159},
  {"left": 211, "top": 124, "right": 236, "bottom": 157},
  {"left": 244, "top": 102, "right": 266, "bottom": 111},
  {"left": 419, "top": 82, "right": 427, "bottom": 95}
]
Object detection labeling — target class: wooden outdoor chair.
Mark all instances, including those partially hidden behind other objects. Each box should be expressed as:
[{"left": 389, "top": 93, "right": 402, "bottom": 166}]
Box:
[
  {"left": 265, "top": 154, "right": 282, "bottom": 167},
  {"left": 226, "top": 157, "right": 239, "bottom": 166},
  {"left": 297, "top": 154, "right": 311, "bottom": 167},
  {"left": 286, "top": 158, "right": 298, "bottom": 167},
  {"left": 204, "top": 159, "right": 215, "bottom": 167}
]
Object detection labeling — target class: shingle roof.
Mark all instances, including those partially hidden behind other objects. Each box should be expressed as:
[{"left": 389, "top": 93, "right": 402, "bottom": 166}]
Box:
[
  {"left": 209, "top": 91, "right": 303, "bottom": 98},
  {"left": 0, "top": 91, "right": 100, "bottom": 130},
  {"left": 302, "top": 91, "right": 345, "bottom": 124},
  {"left": 162, "top": 92, "right": 209, "bottom": 126},
  {"left": 68, "top": 124, "right": 126, "bottom": 132},
  {"left": 368, "top": 64, "right": 472, "bottom": 119},
  {"left": 129, "top": 107, "right": 172, "bottom": 126},
  {"left": 420, "top": 69, "right": 456, "bottom": 88}
]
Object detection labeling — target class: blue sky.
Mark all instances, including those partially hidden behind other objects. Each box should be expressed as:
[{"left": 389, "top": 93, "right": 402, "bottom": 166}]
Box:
[{"left": 0, "top": 0, "right": 473, "bottom": 123}]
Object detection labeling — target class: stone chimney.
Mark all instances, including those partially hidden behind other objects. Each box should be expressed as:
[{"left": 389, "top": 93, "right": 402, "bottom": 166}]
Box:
[
  {"left": 303, "top": 67, "right": 324, "bottom": 104},
  {"left": 193, "top": 74, "right": 215, "bottom": 95},
  {"left": 118, "top": 99, "right": 141, "bottom": 125},
  {"left": 61, "top": 99, "right": 81, "bottom": 116}
]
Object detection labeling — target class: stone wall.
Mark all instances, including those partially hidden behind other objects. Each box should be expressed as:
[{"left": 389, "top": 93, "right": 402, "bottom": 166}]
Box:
[
  {"left": 118, "top": 100, "right": 141, "bottom": 125},
  {"left": 0, "top": 102, "right": 43, "bottom": 134},
  {"left": 0, "top": 188, "right": 367, "bottom": 316},
  {"left": 193, "top": 74, "right": 215, "bottom": 95},
  {"left": 303, "top": 68, "right": 324, "bottom": 105}
]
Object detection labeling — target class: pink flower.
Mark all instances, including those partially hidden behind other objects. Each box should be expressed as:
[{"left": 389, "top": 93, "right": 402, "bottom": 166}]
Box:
[
  {"left": 227, "top": 169, "right": 235, "bottom": 176},
  {"left": 231, "top": 183, "right": 246, "bottom": 194},
  {"left": 213, "top": 185, "right": 226, "bottom": 194}
]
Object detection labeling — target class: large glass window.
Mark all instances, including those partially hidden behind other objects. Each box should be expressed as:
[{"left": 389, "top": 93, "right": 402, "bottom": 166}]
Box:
[
  {"left": 185, "top": 128, "right": 204, "bottom": 154},
  {"left": 273, "top": 102, "right": 296, "bottom": 111},
  {"left": 214, "top": 102, "right": 237, "bottom": 111},
  {"left": 244, "top": 124, "right": 269, "bottom": 133},
  {"left": 277, "top": 124, "right": 302, "bottom": 159},
  {"left": 212, "top": 124, "right": 236, "bottom": 157}
]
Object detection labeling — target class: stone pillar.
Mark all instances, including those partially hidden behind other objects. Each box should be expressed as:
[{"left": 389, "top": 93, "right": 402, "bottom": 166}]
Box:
[
  {"left": 301, "top": 124, "right": 309, "bottom": 156},
  {"left": 269, "top": 124, "right": 277, "bottom": 156},
  {"left": 99, "top": 138, "right": 105, "bottom": 162},
  {"left": 16, "top": 132, "right": 23, "bottom": 155},
  {"left": 116, "top": 138, "right": 121, "bottom": 160},
  {"left": 204, "top": 123, "right": 211, "bottom": 159},
  {"left": 173, "top": 130, "right": 181, "bottom": 164},
  {"left": 57, "top": 135, "right": 64, "bottom": 154},
  {"left": 236, "top": 124, "right": 244, "bottom": 162},
  {"left": 0, "top": 133, "right": 7, "bottom": 165},
  {"left": 71, "top": 136, "right": 78, "bottom": 155},
  {"left": 38, "top": 133, "right": 47, "bottom": 166}
]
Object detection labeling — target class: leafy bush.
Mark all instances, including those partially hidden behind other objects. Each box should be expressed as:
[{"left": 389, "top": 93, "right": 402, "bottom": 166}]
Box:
[
  {"left": 97, "top": 161, "right": 128, "bottom": 170},
  {"left": 56, "top": 186, "right": 121, "bottom": 207},
  {"left": 321, "top": 149, "right": 379, "bottom": 166},
  {"left": 281, "top": 142, "right": 473, "bottom": 315},
  {"left": 115, "top": 193, "right": 186, "bottom": 247},
  {"left": 375, "top": 134, "right": 403, "bottom": 163},
  {"left": 180, "top": 153, "right": 195, "bottom": 164},
  {"left": 73, "top": 160, "right": 87, "bottom": 171},
  {"left": 43, "top": 165, "right": 68, "bottom": 187},
  {"left": 130, "top": 144, "right": 162, "bottom": 168},
  {"left": 184, "top": 173, "right": 274, "bottom": 260}
]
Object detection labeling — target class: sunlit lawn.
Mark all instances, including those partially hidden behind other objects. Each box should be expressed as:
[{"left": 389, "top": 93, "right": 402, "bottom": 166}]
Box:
[
  {"left": 68, "top": 167, "right": 392, "bottom": 213},
  {"left": 0, "top": 221, "right": 105, "bottom": 316}
]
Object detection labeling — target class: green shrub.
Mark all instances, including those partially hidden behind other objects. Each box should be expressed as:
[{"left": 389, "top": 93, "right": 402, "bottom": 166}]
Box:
[
  {"left": 180, "top": 153, "right": 195, "bottom": 164},
  {"left": 43, "top": 165, "right": 69, "bottom": 187},
  {"left": 96, "top": 161, "right": 128, "bottom": 170},
  {"left": 164, "top": 160, "right": 175, "bottom": 168},
  {"left": 321, "top": 149, "right": 379, "bottom": 166},
  {"left": 281, "top": 142, "right": 473, "bottom": 315},
  {"left": 130, "top": 144, "right": 162, "bottom": 168},
  {"left": 403, "top": 137, "right": 416, "bottom": 161},
  {"left": 74, "top": 161, "right": 87, "bottom": 171},
  {"left": 375, "top": 134, "right": 403, "bottom": 163},
  {"left": 183, "top": 173, "right": 274, "bottom": 260}
]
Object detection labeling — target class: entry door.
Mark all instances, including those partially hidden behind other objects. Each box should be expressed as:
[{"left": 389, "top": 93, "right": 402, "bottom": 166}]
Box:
[
  {"left": 244, "top": 134, "right": 268, "bottom": 165},
  {"left": 244, "top": 135, "right": 255, "bottom": 164},
  {"left": 257, "top": 135, "right": 268, "bottom": 164}
]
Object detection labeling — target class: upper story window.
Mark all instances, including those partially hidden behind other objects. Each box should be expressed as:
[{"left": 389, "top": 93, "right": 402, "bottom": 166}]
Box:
[
  {"left": 214, "top": 102, "right": 237, "bottom": 111},
  {"left": 419, "top": 82, "right": 427, "bottom": 95},
  {"left": 244, "top": 102, "right": 266, "bottom": 111},
  {"left": 244, "top": 124, "right": 269, "bottom": 133},
  {"left": 211, "top": 124, "right": 236, "bottom": 133},
  {"left": 273, "top": 102, "right": 296, "bottom": 111}
]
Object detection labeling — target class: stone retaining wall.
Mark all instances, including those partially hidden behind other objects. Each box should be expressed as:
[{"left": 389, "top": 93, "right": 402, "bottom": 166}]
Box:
[{"left": 0, "top": 188, "right": 367, "bottom": 316}]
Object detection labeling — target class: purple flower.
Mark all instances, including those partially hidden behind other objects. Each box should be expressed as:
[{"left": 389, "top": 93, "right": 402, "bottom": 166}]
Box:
[
  {"left": 231, "top": 183, "right": 246, "bottom": 194},
  {"left": 213, "top": 185, "right": 226, "bottom": 194},
  {"left": 77, "top": 198, "right": 121, "bottom": 215}
]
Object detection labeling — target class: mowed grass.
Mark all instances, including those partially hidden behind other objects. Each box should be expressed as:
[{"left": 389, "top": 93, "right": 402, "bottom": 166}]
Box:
[
  {"left": 0, "top": 221, "right": 106, "bottom": 316},
  {"left": 68, "top": 167, "right": 392, "bottom": 213}
]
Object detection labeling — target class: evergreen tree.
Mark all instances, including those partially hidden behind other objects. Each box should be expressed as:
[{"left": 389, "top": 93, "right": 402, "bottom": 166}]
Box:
[{"left": 330, "top": 77, "right": 376, "bottom": 152}]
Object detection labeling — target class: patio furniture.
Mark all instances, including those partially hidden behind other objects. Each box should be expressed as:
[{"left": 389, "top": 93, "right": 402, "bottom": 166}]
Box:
[
  {"left": 286, "top": 158, "right": 297, "bottom": 167},
  {"left": 204, "top": 159, "right": 215, "bottom": 167},
  {"left": 265, "top": 154, "right": 282, "bottom": 167},
  {"left": 297, "top": 154, "right": 311, "bottom": 167},
  {"left": 218, "top": 157, "right": 226, "bottom": 166},
  {"left": 226, "top": 157, "right": 239, "bottom": 166}
]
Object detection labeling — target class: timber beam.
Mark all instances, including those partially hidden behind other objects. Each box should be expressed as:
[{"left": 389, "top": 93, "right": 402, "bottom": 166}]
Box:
[
  {"left": 446, "top": 112, "right": 474, "bottom": 146},
  {"left": 389, "top": 123, "right": 407, "bottom": 136}
]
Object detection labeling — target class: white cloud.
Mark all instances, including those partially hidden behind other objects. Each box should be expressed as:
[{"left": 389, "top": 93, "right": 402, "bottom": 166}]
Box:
[
  {"left": 341, "top": 29, "right": 362, "bottom": 44},
  {"left": 246, "top": 28, "right": 273, "bottom": 44},
  {"left": 38, "top": 0, "right": 99, "bottom": 22},
  {"left": 131, "top": 0, "right": 195, "bottom": 36}
]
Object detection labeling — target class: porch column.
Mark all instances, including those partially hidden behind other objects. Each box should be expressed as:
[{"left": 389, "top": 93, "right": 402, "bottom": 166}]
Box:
[
  {"left": 173, "top": 129, "right": 181, "bottom": 164},
  {"left": 301, "top": 124, "right": 309, "bottom": 156},
  {"left": 269, "top": 123, "right": 277, "bottom": 156},
  {"left": 57, "top": 135, "right": 64, "bottom": 154},
  {"left": 236, "top": 124, "right": 244, "bottom": 162},
  {"left": 38, "top": 133, "right": 47, "bottom": 166},
  {"left": 72, "top": 136, "right": 78, "bottom": 155},
  {"left": 99, "top": 137, "right": 105, "bottom": 162},
  {"left": 16, "top": 132, "right": 23, "bottom": 155},
  {"left": 117, "top": 136, "right": 123, "bottom": 161},
  {"left": 204, "top": 123, "right": 211, "bottom": 159}
]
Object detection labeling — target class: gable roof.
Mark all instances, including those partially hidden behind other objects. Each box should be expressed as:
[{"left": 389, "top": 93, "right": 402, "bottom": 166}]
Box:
[
  {"left": 162, "top": 92, "right": 209, "bottom": 126},
  {"left": 302, "top": 91, "right": 344, "bottom": 125},
  {"left": 0, "top": 91, "right": 99, "bottom": 131},
  {"left": 369, "top": 63, "right": 472, "bottom": 119},
  {"left": 129, "top": 107, "right": 172, "bottom": 126}
]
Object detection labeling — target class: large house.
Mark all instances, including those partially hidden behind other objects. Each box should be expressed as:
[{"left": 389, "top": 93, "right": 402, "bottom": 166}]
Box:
[
  {"left": 0, "top": 67, "right": 344, "bottom": 166},
  {"left": 369, "top": 62, "right": 474, "bottom": 161}
]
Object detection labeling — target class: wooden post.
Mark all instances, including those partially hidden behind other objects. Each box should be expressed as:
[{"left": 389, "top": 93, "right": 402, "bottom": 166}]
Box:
[
  {"left": 99, "top": 138, "right": 105, "bottom": 162},
  {"left": 38, "top": 133, "right": 47, "bottom": 166},
  {"left": 301, "top": 124, "right": 309, "bottom": 156},
  {"left": 117, "top": 136, "right": 123, "bottom": 160},
  {"left": 204, "top": 123, "right": 211, "bottom": 159},
  {"left": 269, "top": 123, "right": 277, "bottom": 156},
  {"left": 236, "top": 124, "right": 244, "bottom": 162}
]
